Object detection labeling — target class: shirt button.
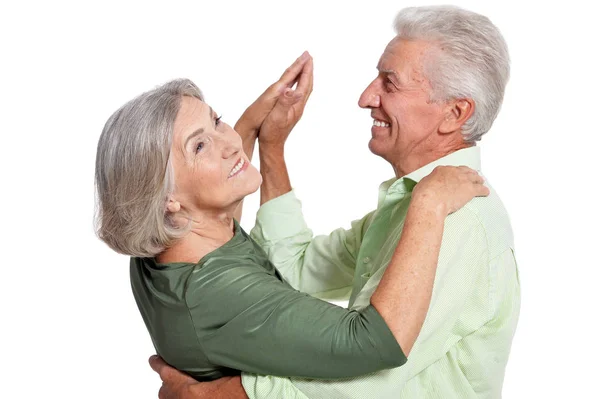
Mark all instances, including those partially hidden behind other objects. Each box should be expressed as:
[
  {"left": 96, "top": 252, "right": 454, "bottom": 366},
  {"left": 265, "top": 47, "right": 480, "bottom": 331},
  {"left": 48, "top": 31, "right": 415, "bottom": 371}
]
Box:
[{"left": 363, "top": 257, "right": 371, "bottom": 264}]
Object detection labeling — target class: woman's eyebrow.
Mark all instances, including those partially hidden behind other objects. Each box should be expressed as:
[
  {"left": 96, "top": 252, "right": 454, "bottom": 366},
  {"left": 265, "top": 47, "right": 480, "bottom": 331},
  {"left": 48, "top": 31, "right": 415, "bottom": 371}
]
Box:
[{"left": 184, "top": 127, "right": 205, "bottom": 148}]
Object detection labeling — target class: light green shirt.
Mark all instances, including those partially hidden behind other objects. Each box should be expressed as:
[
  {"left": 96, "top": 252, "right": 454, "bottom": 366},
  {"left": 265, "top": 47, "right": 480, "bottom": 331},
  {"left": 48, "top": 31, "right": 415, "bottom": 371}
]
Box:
[{"left": 243, "top": 147, "right": 520, "bottom": 398}]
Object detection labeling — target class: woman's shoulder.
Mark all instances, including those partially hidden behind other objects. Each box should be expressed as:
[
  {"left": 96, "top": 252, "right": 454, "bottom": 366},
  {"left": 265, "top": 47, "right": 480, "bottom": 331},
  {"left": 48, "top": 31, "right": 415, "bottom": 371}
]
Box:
[{"left": 184, "top": 251, "right": 283, "bottom": 307}]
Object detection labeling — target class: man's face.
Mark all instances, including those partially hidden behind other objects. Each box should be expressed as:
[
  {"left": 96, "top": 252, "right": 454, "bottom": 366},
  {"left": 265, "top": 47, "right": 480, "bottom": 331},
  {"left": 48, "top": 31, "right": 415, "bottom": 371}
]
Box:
[{"left": 359, "top": 38, "right": 447, "bottom": 166}]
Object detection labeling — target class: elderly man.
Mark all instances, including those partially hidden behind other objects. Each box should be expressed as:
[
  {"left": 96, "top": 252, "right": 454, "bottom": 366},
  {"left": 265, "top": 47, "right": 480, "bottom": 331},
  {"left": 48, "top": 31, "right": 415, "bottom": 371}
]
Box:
[{"left": 149, "top": 5, "right": 520, "bottom": 399}]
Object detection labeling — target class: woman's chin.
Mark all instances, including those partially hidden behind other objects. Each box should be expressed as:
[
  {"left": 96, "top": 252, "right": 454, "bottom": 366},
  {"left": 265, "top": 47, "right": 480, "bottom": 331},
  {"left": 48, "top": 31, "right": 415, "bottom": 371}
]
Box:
[
  {"left": 246, "top": 173, "right": 262, "bottom": 195},
  {"left": 232, "top": 168, "right": 262, "bottom": 198}
]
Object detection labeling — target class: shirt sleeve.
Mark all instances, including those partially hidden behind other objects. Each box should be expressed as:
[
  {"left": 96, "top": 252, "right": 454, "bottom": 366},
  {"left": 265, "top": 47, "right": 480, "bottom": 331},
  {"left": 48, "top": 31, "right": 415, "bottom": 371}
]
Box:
[
  {"left": 249, "top": 190, "right": 374, "bottom": 298},
  {"left": 241, "top": 208, "right": 493, "bottom": 398},
  {"left": 186, "top": 260, "right": 406, "bottom": 380}
]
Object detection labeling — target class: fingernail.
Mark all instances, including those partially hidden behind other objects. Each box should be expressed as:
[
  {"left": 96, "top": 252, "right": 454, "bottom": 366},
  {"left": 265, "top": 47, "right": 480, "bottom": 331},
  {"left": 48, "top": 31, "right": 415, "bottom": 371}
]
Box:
[
  {"left": 301, "top": 51, "right": 309, "bottom": 60},
  {"left": 285, "top": 89, "right": 294, "bottom": 97}
]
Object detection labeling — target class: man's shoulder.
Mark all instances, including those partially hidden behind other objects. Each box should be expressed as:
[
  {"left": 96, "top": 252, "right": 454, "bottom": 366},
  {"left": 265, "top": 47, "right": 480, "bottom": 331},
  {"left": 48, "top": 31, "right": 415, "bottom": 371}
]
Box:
[{"left": 457, "top": 180, "right": 514, "bottom": 258}]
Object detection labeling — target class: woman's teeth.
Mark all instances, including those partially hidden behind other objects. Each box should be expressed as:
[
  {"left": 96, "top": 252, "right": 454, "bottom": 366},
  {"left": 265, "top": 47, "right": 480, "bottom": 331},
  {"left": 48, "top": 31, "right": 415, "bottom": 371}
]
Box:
[{"left": 228, "top": 159, "right": 245, "bottom": 177}]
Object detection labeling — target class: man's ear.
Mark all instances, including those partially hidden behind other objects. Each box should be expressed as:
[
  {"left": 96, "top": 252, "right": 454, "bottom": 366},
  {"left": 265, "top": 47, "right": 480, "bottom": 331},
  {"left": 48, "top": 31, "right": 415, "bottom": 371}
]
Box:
[
  {"left": 439, "top": 98, "right": 475, "bottom": 134},
  {"left": 166, "top": 198, "right": 181, "bottom": 213}
]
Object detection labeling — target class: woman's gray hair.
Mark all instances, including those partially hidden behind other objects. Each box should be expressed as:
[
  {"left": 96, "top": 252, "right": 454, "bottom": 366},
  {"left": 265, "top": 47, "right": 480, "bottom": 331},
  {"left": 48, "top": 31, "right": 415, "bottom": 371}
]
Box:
[
  {"left": 394, "top": 6, "right": 510, "bottom": 142},
  {"left": 95, "top": 79, "right": 203, "bottom": 257}
]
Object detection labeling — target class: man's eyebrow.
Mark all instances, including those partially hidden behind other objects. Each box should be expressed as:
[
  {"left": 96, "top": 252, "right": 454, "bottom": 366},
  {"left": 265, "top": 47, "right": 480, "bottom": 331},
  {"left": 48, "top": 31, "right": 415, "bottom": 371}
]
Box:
[{"left": 378, "top": 68, "right": 402, "bottom": 81}]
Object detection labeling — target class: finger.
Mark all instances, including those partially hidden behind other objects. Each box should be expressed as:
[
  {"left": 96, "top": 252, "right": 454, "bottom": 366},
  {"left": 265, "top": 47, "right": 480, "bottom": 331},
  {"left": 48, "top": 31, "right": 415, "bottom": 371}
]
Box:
[
  {"left": 278, "top": 51, "right": 310, "bottom": 88},
  {"left": 149, "top": 355, "right": 168, "bottom": 375},
  {"left": 294, "top": 56, "right": 313, "bottom": 100},
  {"left": 158, "top": 384, "right": 169, "bottom": 399},
  {"left": 150, "top": 356, "right": 185, "bottom": 384},
  {"left": 308, "top": 57, "right": 314, "bottom": 95},
  {"left": 475, "top": 185, "right": 491, "bottom": 197},
  {"left": 306, "top": 56, "right": 314, "bottom": 97},
  {"left": 277, "top": 88, "right": 304, "bottom": 109},
  {"left": 469, "top": 174, "right": 485, "bottom": 184}
]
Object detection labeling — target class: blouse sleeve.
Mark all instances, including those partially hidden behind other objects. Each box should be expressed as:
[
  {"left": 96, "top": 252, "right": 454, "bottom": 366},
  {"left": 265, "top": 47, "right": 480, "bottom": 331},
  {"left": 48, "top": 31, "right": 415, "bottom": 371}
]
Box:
[{"left": 185, "top": 260, "right": 406, "bottom": 379}]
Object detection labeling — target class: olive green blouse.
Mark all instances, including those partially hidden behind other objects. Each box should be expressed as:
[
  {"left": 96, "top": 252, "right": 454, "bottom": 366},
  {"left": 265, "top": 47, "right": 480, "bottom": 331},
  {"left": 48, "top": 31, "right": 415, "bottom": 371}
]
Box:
[{"left": 130, "top": 221, "right": 405, "bottom": 381}]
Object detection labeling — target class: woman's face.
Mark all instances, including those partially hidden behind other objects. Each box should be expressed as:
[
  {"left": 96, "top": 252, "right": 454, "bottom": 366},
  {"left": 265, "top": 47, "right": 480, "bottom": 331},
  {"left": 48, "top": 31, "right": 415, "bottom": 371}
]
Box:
[{"left": 169, "top": 96, "right": 261, "bottom": 216}]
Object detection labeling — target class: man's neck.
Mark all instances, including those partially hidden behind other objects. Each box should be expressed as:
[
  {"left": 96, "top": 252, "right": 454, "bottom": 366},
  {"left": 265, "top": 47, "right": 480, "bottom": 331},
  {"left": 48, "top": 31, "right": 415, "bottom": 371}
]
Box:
[{"left": 392, "top": 139, "right": 473, "bottom": 178}]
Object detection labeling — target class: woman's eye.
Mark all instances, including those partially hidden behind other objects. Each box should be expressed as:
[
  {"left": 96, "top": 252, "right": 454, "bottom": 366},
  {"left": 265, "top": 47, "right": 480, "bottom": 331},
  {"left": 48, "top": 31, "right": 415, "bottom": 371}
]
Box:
[
  {"left": 215, "top": 115, "right": 222, "bottom": 126},
  {"left": 196, "top": 142, "right": 204, "bottom": 153}
]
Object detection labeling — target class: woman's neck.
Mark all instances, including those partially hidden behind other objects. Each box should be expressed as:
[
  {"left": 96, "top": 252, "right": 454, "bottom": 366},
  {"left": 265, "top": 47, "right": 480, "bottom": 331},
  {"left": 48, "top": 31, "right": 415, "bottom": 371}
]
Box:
[{"left": 156, "top": 209, "right": 236, "bottom": 265}]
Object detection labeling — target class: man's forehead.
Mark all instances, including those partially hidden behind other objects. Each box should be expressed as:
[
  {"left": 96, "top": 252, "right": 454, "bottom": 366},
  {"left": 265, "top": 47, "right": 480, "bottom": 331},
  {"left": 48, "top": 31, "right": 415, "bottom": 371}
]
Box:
[
  {"left": 376, "top": 39, "right": 404, "bottom": 71},
  {"left": 377, "top": 39, "right": 431, "bottom": 80}
]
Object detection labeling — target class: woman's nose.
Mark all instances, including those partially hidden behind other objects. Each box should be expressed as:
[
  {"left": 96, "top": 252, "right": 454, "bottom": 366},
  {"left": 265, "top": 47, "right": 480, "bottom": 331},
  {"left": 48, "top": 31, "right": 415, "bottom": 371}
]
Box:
[{"left": 221, "top": 126, "right": 242, "bottom": 159}]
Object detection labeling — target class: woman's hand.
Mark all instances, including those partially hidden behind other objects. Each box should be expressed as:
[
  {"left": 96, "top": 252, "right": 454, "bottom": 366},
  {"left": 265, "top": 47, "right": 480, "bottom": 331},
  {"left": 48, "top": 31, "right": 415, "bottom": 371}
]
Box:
[
  {"left": 370, "top": 165, "right": 489, "bottom": 355},
  {"left": 412, "top": 165, "right": 490, "bottom": 216},
  {"left": 258, "top": 54, "right": 313, "bottom": 150},
  {"left": 234, "top": 51, "right": 312, "bottom": 141}
]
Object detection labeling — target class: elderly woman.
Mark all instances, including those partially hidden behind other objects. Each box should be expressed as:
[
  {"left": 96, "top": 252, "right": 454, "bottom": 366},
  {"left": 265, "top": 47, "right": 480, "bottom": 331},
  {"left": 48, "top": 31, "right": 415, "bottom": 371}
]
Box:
[{"left": 94, "top": 54, "right": 487, "bottom": 382}]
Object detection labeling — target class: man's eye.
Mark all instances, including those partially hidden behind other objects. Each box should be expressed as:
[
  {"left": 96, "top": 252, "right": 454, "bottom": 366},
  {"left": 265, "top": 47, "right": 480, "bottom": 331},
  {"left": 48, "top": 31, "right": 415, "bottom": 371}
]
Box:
[
  {"left": 385, "top": 79, "right": 397, "bottom": 92},
  {"left": 196, "top": 142, "right": 204, "bottom": 153},
  {"left": 215, "top": 115, "right": 222, "bottom": 126}
]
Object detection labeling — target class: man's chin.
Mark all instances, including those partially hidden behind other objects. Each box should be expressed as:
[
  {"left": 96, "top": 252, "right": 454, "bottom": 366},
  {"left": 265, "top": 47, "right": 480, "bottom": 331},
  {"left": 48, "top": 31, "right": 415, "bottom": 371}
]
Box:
[{"left": 368, "top": 138, "right": 388, "bottom": 158}]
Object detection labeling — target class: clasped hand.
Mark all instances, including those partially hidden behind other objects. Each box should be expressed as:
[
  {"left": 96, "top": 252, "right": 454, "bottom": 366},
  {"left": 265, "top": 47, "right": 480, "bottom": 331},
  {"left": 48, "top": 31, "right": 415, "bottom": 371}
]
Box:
[{"left": 235, "top": 51, "right": 314, "bottom": 150}]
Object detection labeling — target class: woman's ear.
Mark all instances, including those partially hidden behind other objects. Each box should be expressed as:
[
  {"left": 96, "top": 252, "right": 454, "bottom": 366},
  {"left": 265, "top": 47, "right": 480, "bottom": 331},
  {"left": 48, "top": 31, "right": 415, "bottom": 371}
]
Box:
[
  {"left": 439, "top": 98, "right": 475, "bottom": 134},
  {"left": 166, "top": 198, "right": 181, "bottom": 213}
]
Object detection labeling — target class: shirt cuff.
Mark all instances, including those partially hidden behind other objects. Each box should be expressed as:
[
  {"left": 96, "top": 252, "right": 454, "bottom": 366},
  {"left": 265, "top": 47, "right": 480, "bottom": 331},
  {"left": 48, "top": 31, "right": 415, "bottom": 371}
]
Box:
[{"left": 250, "top": 190, "right": 309, "bottom": 242}]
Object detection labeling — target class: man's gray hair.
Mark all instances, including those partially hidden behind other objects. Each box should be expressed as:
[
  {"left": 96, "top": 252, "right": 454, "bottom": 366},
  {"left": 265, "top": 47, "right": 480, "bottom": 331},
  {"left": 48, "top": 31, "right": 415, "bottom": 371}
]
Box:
[
  {"left": 394, "top": 5, "right": 510, "bottom": 142},
  {"left": 95, "top": 79, "right": 203, "bottom": 257}
]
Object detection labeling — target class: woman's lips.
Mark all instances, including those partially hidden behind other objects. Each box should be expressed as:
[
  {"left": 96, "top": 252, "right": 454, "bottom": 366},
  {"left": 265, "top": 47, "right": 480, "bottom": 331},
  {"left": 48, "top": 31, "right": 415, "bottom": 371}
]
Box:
[{"left": 228, "top": 158, "right": 248, "bottom": 178}]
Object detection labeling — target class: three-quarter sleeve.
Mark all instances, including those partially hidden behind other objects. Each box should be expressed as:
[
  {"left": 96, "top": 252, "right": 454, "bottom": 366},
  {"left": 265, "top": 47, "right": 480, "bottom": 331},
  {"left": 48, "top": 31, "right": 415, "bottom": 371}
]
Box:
[{"left": 185, "top": 260, "right": 406, "bottom": 379}]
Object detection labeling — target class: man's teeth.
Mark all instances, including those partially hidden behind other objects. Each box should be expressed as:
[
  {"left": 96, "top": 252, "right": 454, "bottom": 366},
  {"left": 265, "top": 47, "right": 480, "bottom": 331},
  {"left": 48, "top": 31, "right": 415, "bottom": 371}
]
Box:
[
  {"left": 229, "top": 159, "right": 245, "bottom": 177},
  {"left": 373, "top": 119, "right": 390, "bottom": 127}
]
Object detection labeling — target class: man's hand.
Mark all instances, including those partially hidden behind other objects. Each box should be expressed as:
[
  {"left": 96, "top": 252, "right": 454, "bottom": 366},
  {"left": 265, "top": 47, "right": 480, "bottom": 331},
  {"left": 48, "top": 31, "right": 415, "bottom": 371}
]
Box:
[
  {"left": 252, "top": 54, "right": 313, "bottom": 205},
  {"left": 234, "top": 51, "right": 312, "bottom": 141},
  {"left": 232, "top": 52, "right": 312, "bottom": 221},
  {"left": 148, "top": 355, "right": 248, "bottom": 399},
  {"left": 259, "top": 54, "right": 314, "bottom": 150}
]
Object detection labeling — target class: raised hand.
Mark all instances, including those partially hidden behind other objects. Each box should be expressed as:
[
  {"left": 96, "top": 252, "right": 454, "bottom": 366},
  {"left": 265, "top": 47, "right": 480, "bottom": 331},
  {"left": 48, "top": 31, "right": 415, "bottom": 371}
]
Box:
[
  {"left": 258, "top": 53, "right": 313, "bottom": 150},
  {"left": 234, "top": 51, "right": 312, "bottom": 141}
]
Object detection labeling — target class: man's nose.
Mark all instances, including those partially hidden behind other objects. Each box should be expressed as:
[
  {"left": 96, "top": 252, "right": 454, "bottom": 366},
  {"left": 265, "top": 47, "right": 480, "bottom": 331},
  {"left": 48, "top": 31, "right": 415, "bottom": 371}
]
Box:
[{"left": 358, "top": 80, "right": 381, "bottom": 109}]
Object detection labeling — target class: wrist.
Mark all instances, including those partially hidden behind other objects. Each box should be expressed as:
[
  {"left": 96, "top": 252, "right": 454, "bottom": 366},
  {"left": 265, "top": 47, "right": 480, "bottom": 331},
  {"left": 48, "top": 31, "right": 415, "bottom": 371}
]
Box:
[
  {"left": 410, "top": 190, "right": 448, "bottom": 219},
  {"left": 234, "top": 118, "right": 258, "bottom": 139},
  {"left": 259, "top": 141, "right": 285, "bottom": 154}
]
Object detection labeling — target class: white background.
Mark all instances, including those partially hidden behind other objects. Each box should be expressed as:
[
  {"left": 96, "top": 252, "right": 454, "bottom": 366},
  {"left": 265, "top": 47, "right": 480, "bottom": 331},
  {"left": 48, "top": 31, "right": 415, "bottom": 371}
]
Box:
[{"left": 1, "top": 0, "right": 598, "bottom": 398}]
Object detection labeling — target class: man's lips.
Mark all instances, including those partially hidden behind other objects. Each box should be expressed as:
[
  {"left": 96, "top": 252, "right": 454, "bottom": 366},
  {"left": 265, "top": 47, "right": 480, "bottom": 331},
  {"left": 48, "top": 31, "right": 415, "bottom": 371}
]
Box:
[
  {"left": 371, "top": 115, "right": 391, "bottom": 127},
  {"left": 371, "top": 116, "right": 391, "bottom": 128}
]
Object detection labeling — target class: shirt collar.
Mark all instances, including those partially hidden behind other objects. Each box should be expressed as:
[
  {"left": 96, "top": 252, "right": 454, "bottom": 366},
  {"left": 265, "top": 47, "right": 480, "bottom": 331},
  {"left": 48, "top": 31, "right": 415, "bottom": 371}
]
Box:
[{"left": 378, "top": 146, "right": 481, "bottom": 206}]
